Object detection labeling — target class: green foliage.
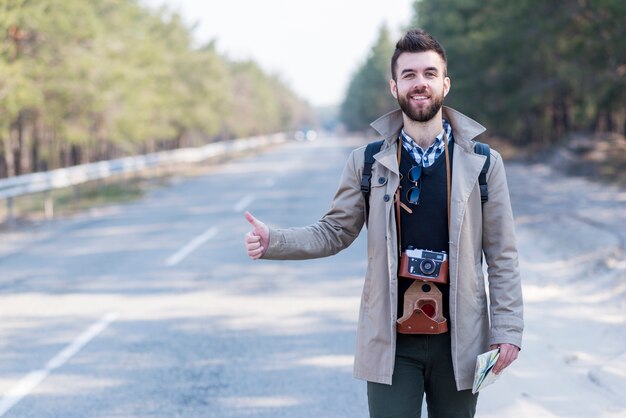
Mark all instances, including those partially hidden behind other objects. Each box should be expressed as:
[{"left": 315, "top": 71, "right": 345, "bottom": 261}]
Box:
[
  {"left": 412, "top": 0, "right": 625, "bottom": 144},
  {"left": 340, "top": 25, "right": 399, "bottom": 131},
  {"left": 0, "top": 0, "right": 311, "bottom": 177}
]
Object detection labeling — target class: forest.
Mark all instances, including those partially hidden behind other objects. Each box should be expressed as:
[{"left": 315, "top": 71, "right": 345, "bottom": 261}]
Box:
[
  {"left": 3, "top": 0, "right": 624, "bottom": 180},
  {"left": 341, "top": 0, "right": 625, "bottom": 146},
  {"left": 0, "top": 0, "right": 313, "bottom": 178}
]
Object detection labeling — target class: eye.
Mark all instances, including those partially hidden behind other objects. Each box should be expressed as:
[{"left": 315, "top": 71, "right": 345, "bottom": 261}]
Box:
[{"left": 426, "top": 72, "right": 437, "bottom": 78}]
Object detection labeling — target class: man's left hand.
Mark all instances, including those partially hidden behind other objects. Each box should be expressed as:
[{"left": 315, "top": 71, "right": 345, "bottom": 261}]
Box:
[{"left": 489, "top": 343, "right": 520, "bottom": 375}]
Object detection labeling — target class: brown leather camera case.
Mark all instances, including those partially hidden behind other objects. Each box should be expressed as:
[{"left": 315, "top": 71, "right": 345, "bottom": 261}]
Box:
[{"left": 397, "top": 281, "right": 448, "bottom": 334}]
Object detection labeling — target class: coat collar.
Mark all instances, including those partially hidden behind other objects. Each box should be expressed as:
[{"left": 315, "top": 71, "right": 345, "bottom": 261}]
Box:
[
  {"left": 370, "top": 107, "right": 489, "bottom": 216},
  {"left": 369, "top": 106, "right": 486, "bottom": 153}
]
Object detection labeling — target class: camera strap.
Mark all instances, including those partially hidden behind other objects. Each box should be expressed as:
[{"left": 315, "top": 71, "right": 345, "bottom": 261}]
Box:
[{"left": 395, "top": 131, "right": 451, "bottom": 257}]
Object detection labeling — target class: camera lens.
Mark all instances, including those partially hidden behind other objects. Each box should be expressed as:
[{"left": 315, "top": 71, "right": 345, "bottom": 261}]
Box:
[
  {"left": 421, "top": 284, "right": 431, "bottom": 292},
  {"left": 419, "top": 259, "right": 436, "bottom": 275}
]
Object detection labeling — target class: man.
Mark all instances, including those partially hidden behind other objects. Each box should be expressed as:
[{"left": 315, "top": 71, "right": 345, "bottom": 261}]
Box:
[{"left": 244, "top": 29, "right": 523, "bottom": 418}]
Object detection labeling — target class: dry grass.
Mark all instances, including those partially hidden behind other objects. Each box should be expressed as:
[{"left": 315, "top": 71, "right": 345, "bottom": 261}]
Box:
[
  {"left": 549, "top": 132, "right": 626, "bottom": 186},
  {"left": 486, "top": 132, "right": 626, "bottom": 187}
]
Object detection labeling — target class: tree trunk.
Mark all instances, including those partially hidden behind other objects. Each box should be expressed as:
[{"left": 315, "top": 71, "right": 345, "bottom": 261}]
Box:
[
  {"left": 2, "top": 131, "right": 15, "bottom": 177},
  {"left": 60, "top": 141, "right": 69, "bottom": 167},
  {"left": 31, "top": 123, "right": 40, "bottom": 172},
  {"left": 33, "top": 114, "right": 44, "bottom": 171},
  {"left": 10, "top": 122, "right": 20, "bottom": 175},
  {"left": 551, "top": 94, "right": 569, "bottom": 141},
  {"left": 595, "top": 111, "right": 607, "bottom": 132},
  {"left": 70, "top": 144, "right": 81, "bottom": 166},
  {"left": 18, "top": 111, "right": 33, "bottom": 174}
]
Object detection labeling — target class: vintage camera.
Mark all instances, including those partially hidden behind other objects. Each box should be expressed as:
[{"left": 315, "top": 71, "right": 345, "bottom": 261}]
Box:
[{"left": 399, "top": 247, "right": 449, "bottom": 284}]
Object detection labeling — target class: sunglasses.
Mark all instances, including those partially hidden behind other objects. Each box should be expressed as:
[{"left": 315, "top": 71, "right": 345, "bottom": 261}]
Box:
[{"left": 406, "top": 165, "right": 422, "bottom": 205}]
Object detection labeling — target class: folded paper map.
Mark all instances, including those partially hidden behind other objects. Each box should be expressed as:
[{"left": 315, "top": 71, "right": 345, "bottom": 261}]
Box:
[{"left": 472, "top": 348, "right": 501, "bottom": 394}]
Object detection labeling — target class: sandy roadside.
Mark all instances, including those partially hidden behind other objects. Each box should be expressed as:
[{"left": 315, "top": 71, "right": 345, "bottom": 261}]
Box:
[{"left": 476, "top": 160, "right": 626, "bottom": 418}]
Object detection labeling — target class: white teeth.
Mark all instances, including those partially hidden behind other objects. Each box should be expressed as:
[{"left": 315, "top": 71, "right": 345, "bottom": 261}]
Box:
[{"left": 411, "top": 95, "right": 428, "bottom": 100}]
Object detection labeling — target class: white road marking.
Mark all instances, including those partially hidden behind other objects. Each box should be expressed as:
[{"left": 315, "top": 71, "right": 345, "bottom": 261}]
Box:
[
  {"left": 0, "top": 312, "right": 119, "bottom": 417},
  {"left": 233, "top": 195, "right": 255, "bottom": 212},
  {"left": 165, "top": 227, "right": 219, "bottom": 266}
]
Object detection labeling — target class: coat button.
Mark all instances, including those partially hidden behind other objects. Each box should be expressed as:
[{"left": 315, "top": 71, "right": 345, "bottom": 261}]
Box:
[
  {"left": 378, "top": 176, "right": 386, "bottom": 184},
  {"left": 383, "top": 194, "right": 390, "bottom": 202}
]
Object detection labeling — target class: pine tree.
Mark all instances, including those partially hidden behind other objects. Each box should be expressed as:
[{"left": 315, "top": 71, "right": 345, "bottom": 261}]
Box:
[{"left": 340, "top": 25, "right": 398, "bottom": 132}]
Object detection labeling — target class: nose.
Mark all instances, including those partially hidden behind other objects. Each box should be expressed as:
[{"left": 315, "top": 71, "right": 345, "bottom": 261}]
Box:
[
  {"left": 412, "top": 77, "right": 428, "bottom": 91},
  {"left": 411, "top": 74, "right": 428, "bottom": 89}
]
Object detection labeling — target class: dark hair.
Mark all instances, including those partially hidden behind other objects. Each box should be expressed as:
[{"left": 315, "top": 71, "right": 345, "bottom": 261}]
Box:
[{"left": 391, "top": 29, "right": 447, "bottom": 80}]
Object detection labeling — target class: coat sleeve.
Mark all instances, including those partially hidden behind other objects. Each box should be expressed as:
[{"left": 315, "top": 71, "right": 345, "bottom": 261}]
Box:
[
  {"left": 262, "top": 148, "right": 366, "bottom": 260},
  {"left": 481, "top": 151, "right": 524, "bottom": 348}
]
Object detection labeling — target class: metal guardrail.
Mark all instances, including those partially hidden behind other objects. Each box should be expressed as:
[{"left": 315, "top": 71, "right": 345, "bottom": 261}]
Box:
[{"left": 0, "top": 133, "right": 287, "bottom": 222}]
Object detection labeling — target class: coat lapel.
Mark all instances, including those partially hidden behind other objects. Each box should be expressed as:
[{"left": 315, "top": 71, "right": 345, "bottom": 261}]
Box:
[
  {"left": 450, "top": 146, "right": 487, "bottom": 236},
  {"left": 444, "top": 107, "right": 488, "bottom": 243},
  {"left": 374, "top": 142, "right": 399, "bottom": 175},
  {"left": 370, "top": 109, "right": 403, "bottom": 175}
]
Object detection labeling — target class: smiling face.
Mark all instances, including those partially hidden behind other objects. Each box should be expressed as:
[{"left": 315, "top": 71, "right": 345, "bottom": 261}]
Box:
[{"left": 390, "top": 51, "right": 451, "bottom": 123}]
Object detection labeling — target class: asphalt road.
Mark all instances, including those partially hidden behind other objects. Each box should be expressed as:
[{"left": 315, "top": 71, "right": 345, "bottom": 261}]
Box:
[{"left": 0, "top": 134, "right": 624, "bottom": 418}]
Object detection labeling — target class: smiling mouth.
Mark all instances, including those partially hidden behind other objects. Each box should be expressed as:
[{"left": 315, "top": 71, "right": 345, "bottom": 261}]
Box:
[{"left": 410, "top": 94, "right": 430, "bottom": 102}]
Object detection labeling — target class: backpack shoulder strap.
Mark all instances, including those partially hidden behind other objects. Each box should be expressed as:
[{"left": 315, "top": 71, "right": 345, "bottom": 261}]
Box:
[
  {"left": 361, "top": 139, "right": 385, "bottom": 222},
  {"left": 474, "top": 141, "right": 491, "bottom": 203}
]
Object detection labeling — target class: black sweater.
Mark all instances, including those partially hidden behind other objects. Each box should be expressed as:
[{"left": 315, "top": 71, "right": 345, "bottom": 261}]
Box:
[{"left": 397, "top": 141, "right": 454, "bottom": 320}]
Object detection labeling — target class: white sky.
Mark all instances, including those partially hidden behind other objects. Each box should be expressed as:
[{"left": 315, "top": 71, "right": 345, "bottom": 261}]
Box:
[{"left": 142, "top": 0, "right": 414, "bottom": 107}]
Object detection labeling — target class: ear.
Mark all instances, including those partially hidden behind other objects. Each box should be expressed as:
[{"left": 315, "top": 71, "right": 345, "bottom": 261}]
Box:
[
  {"left": 443, "top": 76, "right": 451, "bottom": 98},
  {"left": 390, "top": 79, "right": 398, "bottom": 99}
]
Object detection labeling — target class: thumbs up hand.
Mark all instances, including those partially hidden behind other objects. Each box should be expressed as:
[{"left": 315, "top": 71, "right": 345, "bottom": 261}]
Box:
[{"left": 244, "top": 211, "right": 270, "bottom": 260}]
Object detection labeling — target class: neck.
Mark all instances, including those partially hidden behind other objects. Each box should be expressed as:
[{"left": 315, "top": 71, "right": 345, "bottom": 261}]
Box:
[{"left": 402, "top": 111, "right": 443, "bottom": 149}]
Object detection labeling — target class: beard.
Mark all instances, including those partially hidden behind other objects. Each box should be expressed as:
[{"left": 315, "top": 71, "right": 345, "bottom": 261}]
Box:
[{"left": 397, "top": 89, "right": 445, "bottom": 122}]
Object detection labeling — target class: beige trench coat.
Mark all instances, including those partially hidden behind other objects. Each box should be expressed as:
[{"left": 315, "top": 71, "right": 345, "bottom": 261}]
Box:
[{"left": 264, "top": 107, "right": 523, "bottom": 390}]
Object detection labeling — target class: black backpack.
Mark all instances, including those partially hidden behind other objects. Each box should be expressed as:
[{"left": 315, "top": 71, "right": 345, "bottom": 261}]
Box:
[{"left": 360, "top": 140, "right": 491, "bottom": 221}]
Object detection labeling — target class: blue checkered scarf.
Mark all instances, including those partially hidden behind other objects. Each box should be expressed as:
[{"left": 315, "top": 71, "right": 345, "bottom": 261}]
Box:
[{"left": 400, "top": 119, "right": 453, "bottom": 168}]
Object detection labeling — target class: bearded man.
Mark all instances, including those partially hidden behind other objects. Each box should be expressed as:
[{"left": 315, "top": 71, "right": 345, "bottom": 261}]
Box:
[{"left": 244, "top": 29, "right": 523, "bottom": 418}]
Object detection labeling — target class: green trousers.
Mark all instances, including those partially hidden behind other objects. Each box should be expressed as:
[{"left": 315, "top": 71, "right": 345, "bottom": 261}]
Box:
[{"left": 367, "top": 332, "right": 478, "bottom": 418}]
